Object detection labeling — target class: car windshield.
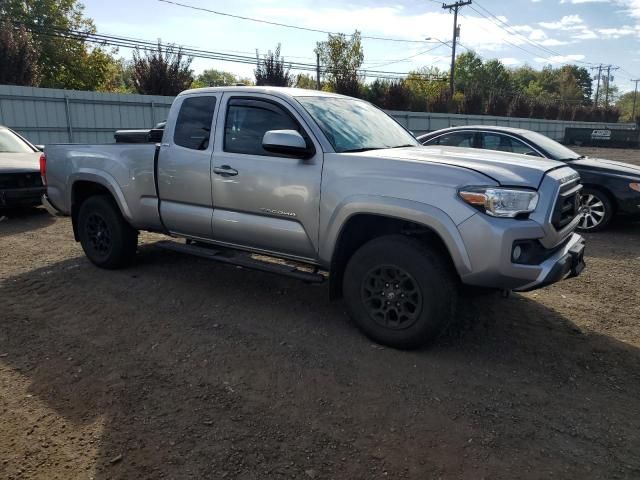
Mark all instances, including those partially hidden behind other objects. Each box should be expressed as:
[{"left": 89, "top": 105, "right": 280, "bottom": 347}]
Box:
[
  {"left": 0, "top": 129, "right": 34, "bottom": 153},
  {"left": 295, "top": 96, "right": 418, "bottom": 153},
  {"left": 521, "top": 130, "right": 581, "bottom": 160}
]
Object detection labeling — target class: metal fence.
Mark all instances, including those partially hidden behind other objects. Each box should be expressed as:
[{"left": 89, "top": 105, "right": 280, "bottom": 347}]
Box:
[
  {"left": 0, "top": 85, "right": 173, "bottom": 145},
  {"left": 0, "top": 84, "right": 635, "bottom": 145}
]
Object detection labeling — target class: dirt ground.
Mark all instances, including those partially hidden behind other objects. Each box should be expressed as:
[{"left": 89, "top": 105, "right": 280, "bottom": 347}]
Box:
[{"left": 1, "top": 146, "right": 640, "bottom": 480}]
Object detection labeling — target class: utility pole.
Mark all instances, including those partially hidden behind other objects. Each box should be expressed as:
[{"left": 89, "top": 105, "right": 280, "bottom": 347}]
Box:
[
  {"left": 632, "top": 79, "right": 640, "bottom": 121},
  {"left": 593, "top": 65, "right": 602, "bottom": 108},
  {"left": 442, "top": 0, "right": 471, "bottom": 96},
  {"left": 603, "top": 66, "right": 619, "bottom": 108},
  {"left": 316, "top": 52, "right": 321, "bottom": 90},
  {"left": 604, "top": 65, "right": 611, "bottom": 107}
]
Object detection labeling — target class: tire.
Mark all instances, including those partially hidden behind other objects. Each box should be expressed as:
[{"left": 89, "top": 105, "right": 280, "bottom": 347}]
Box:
[
  {"left": 577, "top": 188, "right": 614, "bottom": 232},
  {"left": 77, "top": 195, "right": 138, "bottom": 269},
  {"left": 342, "top": 235, "right": 457, "bottom": 349}
]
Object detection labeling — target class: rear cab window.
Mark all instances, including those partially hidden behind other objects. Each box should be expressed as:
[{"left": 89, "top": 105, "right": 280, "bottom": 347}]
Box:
[{"left": 173, "top": 96, "right": 217, "bottom": 150}]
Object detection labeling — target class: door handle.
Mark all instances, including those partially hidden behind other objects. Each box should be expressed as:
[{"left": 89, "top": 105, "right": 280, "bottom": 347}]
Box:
[{"left": 213, "top": 165, "right": 238, "bottom": 177}]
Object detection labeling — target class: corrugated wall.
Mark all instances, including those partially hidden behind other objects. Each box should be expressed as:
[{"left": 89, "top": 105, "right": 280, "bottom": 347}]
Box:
[
  {"left": 0, "top": 85, "right": 635, "bottom": 145},
  {"left": 0, "top": 85, "right": 173, "bottom": 145}
]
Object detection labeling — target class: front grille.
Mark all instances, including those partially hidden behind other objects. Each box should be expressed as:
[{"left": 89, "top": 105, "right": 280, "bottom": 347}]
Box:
[
  {"left": 0, "top": 172, "right": 43, "bottom": 190},
  {"left": 552, "top": 180, "right": 581, "bottom": 230}
]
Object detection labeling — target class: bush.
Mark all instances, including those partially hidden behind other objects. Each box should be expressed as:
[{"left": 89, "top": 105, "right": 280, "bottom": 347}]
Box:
[
  {"left": 544, "top": 102, "right": 560, "bottom": 120},
  {"left": 383, "top": 81, "right": 412, "bottom": 111},
  {"left": 558, "top": 103, "right": 573, "bottom": 121},
  {"left": 508, "top": 95, "right": 531, "bottom": 118},
  {"left": 529, "top": 100, "right": 546, "bottom": 119},
  {"left": 485, "top": 92, "right": 510, "bottom": 116},
  {"left": 459, "top": 91, "right": 484, "bottom": 115},
  {"left": 426, "top": 90, "right": 451, "bottom": 113}
]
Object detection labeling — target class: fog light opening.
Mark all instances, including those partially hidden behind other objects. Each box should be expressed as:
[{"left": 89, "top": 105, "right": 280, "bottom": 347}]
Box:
[{"left": 512, "top": 245, "right": 523, "bottom": 262}]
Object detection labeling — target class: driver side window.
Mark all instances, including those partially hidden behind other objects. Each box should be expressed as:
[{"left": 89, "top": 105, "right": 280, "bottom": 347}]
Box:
[{"left": 224, "top": 98, "right": 301, "bottom": 156}]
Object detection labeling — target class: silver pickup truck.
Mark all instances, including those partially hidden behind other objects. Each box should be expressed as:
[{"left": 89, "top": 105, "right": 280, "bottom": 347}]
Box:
[{"left": 42, "top": 86, "right": 585, "bottom": 348}]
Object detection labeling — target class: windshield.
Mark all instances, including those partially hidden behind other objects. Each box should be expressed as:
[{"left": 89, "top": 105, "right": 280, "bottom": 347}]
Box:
[
  {"left": 0, "top": 129, "right": 34, "bottom": 153},
  {"left": 521, "top": 130, "right": 580, "bottom": 160},
  {"left": 295, "top": 96, "right": 418, "bottom": 153}
]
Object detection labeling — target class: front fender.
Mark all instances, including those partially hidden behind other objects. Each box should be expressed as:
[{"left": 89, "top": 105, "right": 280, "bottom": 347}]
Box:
[
  {"left": 68, "top": 169, "right": 133, "bottom": 221},
  {"left": 320, "top": 195, "right": 474, "bottom": 276}
]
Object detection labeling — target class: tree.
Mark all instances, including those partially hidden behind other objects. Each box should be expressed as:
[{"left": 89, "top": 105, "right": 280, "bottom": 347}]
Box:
[
  {"left": 315, "top": 31, "right": 364, "bottom": 97},
  {"left": 0, "top": 21, "right": 40, "bottom": 86},
  {"left": 1, "top": 0, "right": 119, "bottom": 90},
  {"left": 563, "top": 65, "right": 593, "bottom": 105},
  {"left": 453, "top": 51, "right": 484, "bottom": 92},
  {"left": 254, "top": 44, "right": 292, "bottom": 87},
  {"left": 294, "top": 73, "right": 317, "bottom": 89},
  {"left": 615, "top": 91, "right": 640, "bottom": 122},
  {"left": 131, "top": 42, "right": 194, "bottom": 96},
  {"left": 197, "top": 69, "right": 239, "bottom": 87}
]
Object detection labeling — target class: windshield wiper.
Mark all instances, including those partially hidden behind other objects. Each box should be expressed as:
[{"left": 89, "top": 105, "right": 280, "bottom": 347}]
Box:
[
  {"left": 389, "top": 144, "right": 417, "bottom": 149},
  {"left": 341, "top": 147, "right": 383, "bottom": 153},
  {"left": 564, "top": 155, "right": 586, "bottom": 161}
]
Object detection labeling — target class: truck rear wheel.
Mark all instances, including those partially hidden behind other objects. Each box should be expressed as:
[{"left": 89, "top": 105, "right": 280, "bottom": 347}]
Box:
[
  {"left": 78, "top": 195, "right": 138, "bottom": 269},
  {"left": 342, "top": 235, "right": 457, "bottom": 349}
]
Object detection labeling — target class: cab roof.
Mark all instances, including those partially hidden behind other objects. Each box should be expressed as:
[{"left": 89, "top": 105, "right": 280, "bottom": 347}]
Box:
[{"left": 179, "top": 86, "right": 350, "bottom": 100}]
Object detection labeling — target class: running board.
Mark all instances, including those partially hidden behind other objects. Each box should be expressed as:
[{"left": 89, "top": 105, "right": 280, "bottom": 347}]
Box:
[{"left": 155, "top": 240, "right": 325, "bottom": 284}]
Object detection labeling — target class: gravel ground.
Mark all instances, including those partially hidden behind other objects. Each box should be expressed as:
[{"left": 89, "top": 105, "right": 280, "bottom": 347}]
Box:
[{"left": 1, "top": 146, "right": 639, "bottom": 480}]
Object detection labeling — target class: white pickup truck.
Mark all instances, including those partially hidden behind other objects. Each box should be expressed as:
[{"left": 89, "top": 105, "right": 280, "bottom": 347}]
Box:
[{"left": 42, "top": 86, "right": 585, "bottom": 348}]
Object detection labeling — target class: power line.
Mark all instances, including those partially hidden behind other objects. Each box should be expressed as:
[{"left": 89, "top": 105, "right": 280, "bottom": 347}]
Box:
[
  {"left": 156, "top": 0, "right": 430, "bottom": 44},
  {"left": 13, "top": 22, "right": 448, "bottom": 82}
]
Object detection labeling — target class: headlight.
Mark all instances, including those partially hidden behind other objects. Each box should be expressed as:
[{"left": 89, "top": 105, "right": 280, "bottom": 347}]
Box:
[
  {"left": 459, "top": 187, "right": 539, "bottom": 218},
  {"left": 630, "top": 182, "right": 640, "bottom": 193}
]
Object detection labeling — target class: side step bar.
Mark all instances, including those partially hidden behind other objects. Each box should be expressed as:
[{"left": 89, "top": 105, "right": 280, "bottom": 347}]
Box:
[{"left": 155, "top": 240, "right": 326, "bottom": 284}]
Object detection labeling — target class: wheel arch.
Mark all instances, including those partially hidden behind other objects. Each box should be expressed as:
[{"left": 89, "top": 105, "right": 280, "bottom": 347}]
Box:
[
  {"left": 70, "top": 174, "right": 130, "bottom": 241},
  {"left": 326, "top": 204, "right": 472, "bottom": 300},
  {"left": 581, "top": 183, "right": 618, "bottom": 213}
]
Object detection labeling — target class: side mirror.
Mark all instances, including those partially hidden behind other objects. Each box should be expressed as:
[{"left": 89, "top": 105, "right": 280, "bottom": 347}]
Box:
[
  {"left": 35, "top": 145, "right": 45, "bottom": 152},
  {"left": 262, "top": 130, "right": 314, "bottom": 158}
]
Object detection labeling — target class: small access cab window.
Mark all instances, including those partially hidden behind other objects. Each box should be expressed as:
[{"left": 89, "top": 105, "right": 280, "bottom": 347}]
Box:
[{"left": 173, "top": 96, "right": 217, "bottom": 150}]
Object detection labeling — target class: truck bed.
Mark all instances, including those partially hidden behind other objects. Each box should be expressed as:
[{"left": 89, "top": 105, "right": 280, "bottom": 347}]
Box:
[{"left": 44, "top": 143, "right": 162, "bottom": 231}]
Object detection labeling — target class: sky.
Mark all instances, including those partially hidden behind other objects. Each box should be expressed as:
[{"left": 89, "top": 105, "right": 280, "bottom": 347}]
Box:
[{"left": 82, "top": 0, "right": 640, "bottom": 93}]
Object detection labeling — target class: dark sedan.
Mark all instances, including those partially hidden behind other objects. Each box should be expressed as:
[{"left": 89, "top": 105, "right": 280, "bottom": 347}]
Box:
[
  {"left": 0, "top": 126, "right": 45, "bottom": 210},
  {"left": 418, "top": 126, "right": 640, "bottom": 231}
]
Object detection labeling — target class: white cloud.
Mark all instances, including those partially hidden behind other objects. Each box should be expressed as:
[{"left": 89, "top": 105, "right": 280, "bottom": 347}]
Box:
[
  {"left": 500, "top": 57, "right": 521, "bottom": 65},
  {"left": 253, "top": 5, "right": 566, "bottom": 54},
  {"left": 539, "top": 14, "right": 585, "bottom": 30},
  {"left": 534, "top": 54, "right": 587, "bottom": 63},
  {"left": 572, "top": 29, "right": 599, "bottom": 39},
  {"left": 597, "top": 25, "right": 638, "bottom": 37},
  {"left": 559, "top": 0, "right": 610, "bottom": 3}
]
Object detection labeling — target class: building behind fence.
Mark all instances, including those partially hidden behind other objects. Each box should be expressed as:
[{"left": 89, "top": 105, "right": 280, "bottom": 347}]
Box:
[{"left": 0, "top": 85, "right": 635, "bottom": 145}]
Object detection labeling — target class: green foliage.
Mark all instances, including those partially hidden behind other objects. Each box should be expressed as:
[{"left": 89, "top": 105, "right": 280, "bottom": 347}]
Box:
[
  {"left": 254, "top": 44, "right": 292, "bottom": 87},
  {"left": 1, "top": 0, "right": 120, "bottom": 90},
  {"left": 131, "top": 42, "right": 194, "bottom": 96},
  {"left": 0, "top": 21, "right": 40, "bottom": 86},
  {"left": 294, "top": 73, "right": 317, "bottom": 90},
  {"left": 615, "top": 91, "right": 640, "bottom": 122},
  {"left": 315, "top": 31, "right": 364, "bottom": 97},
  {"left": 198, "top": 69, "right": 237, "bottom": 87}
]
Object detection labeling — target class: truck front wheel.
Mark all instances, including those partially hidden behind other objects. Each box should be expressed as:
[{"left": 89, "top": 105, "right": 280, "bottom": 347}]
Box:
[
  {"left": 342, "top": 235, "right": 457, "bottom": 349},
  {"left": 78, "top": 195, "right": 138, "bottom": 269}
]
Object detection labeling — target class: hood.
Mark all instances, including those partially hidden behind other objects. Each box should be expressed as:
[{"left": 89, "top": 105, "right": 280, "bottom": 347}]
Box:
[
  {"left": 363, "top": 146, "right": 563, "bottom": 187},
  {"left": 0, "top": 152, "right": 41, "bottom": 174},
  {"left": 568, "top": 157, "right": 640, "bottom": 179}
]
